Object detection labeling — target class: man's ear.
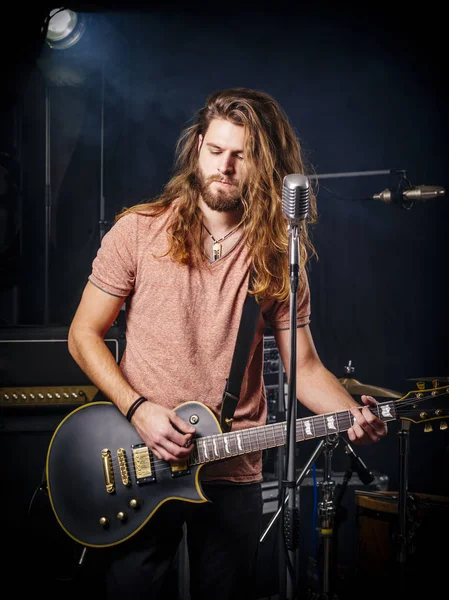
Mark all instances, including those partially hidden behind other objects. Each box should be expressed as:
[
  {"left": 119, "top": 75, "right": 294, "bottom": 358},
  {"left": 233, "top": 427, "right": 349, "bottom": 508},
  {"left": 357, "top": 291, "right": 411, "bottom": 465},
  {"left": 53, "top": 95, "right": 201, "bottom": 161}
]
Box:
[{"left": 198, "top": 134, "right": 203, "bottom": 153}]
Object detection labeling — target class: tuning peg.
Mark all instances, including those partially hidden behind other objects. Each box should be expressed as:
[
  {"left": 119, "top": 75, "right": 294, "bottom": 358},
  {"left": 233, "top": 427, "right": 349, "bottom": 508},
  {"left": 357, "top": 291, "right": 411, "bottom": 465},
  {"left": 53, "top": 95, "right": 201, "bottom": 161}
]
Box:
[
  {"left": 440, "top": 421, "right": 448, "bottom": 431},
  {"left": 424, "top": 423, "right": 433, "bottom": 433}
]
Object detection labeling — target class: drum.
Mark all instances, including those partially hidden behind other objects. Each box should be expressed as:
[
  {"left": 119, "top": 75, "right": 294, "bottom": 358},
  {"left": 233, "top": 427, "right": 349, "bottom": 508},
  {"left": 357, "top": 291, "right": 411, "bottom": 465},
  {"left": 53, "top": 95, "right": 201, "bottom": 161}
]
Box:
[{"left": 355, "top": 490, "right": 449, "bottom": 592}]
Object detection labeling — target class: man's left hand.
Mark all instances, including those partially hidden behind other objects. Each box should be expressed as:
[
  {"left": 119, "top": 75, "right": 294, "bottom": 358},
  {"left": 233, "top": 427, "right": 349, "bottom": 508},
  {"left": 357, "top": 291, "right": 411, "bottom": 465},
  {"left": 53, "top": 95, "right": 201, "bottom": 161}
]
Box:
[{"left": 348, "top": 395, "right": 388, "bottom": 445}]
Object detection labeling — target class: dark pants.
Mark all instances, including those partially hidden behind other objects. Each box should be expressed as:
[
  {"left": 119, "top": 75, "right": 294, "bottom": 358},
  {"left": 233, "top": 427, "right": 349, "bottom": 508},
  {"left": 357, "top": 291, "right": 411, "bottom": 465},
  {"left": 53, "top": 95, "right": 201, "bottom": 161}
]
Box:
[{"left": 78, "top": 482, "right": 263, "bottom": 600}]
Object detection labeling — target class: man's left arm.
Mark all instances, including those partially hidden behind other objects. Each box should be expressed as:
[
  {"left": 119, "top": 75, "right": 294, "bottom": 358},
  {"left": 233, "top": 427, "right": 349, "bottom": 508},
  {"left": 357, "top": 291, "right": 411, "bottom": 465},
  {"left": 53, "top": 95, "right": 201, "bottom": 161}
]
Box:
[{"left": 274, "top": 325, "right": 388, "bottom": 445}]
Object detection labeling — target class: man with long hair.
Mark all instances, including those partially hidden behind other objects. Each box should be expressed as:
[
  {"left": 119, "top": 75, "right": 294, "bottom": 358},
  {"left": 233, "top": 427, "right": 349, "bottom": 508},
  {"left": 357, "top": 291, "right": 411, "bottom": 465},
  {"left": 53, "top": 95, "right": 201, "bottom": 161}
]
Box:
[{"left": 68, "top": 88, "right": 387, "bottom": 599}]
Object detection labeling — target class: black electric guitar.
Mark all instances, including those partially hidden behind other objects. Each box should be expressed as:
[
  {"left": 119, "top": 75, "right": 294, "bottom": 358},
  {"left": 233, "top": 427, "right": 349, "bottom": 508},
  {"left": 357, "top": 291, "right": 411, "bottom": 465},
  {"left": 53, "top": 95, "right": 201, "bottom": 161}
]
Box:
[{"left": 45, "top": 386, "right": 448, "bottom": 548}]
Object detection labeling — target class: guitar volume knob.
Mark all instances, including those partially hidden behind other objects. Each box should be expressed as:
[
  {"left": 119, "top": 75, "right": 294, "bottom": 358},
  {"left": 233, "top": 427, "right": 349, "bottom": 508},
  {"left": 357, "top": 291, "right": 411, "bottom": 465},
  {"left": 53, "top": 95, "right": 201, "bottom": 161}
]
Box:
[
  {"left": 129, "top": 498, "right": 141, "bottom": 509},
  {"left": 117, "top": 511, "right": 128, "bottom": 521},
  {"left": 99, "top": 517, "right": 109, "bottom": 528}
]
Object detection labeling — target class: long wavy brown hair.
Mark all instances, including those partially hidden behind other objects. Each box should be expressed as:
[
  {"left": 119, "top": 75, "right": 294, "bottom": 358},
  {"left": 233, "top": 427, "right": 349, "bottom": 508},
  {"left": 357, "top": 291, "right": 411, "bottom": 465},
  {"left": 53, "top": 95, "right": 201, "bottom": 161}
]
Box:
[{"left": 115, "top": 88, "right": 318, "bottom": 302}]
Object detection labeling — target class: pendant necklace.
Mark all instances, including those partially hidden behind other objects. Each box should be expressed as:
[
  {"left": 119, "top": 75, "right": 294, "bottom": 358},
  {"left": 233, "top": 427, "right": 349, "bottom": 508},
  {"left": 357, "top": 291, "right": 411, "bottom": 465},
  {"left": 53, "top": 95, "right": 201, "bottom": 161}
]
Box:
[{"left": 202, "top": 222, "right": 242, "bottom": 261}]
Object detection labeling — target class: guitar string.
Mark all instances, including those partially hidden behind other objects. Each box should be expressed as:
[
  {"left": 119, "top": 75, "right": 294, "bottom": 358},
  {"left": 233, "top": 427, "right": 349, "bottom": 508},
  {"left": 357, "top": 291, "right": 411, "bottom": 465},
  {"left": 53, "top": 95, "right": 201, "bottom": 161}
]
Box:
[
  {"left": 106, "top": 393, "right": 447, "bottom": 476},
  {"left": 109, "top": 403, "right": 447, "bottom": 477},
  {"left": 108, "top": 395, "right": 447, "bottom": 476}
]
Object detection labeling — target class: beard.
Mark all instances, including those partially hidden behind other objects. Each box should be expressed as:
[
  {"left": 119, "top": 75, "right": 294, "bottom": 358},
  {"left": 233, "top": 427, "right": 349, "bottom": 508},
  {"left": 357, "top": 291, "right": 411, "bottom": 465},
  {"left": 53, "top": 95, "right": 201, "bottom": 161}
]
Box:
[{"left": 195, "top": 167, "right": 242, "bottom": 212}]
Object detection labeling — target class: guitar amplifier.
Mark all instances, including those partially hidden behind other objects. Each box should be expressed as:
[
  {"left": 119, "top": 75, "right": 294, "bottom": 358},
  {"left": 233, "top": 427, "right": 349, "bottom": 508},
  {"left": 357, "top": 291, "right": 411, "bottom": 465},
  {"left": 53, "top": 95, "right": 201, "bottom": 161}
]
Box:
[
  {"left": 0, "top": 322, "right": 126, "bottom": 580},
  {"left": 0, "top": 324, "right": 125, "bottom": 409}
]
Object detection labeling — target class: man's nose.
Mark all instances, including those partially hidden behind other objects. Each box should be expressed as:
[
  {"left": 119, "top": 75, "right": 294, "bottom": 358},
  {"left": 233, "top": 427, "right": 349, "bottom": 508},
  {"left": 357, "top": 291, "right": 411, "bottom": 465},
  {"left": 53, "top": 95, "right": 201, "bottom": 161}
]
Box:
[{"left": 218, "top": 154, "right": 235, "bottom": 175}]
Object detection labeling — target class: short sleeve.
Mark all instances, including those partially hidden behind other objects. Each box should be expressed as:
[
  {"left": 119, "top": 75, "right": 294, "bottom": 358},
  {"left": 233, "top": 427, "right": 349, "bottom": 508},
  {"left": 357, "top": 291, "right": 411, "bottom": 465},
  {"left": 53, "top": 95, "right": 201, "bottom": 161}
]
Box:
[
  {"left": 88, "top": 213, "right": 137, "bottom": 297},
  {"left": 264, "top": 276, "right": 311, "bottom": 330}
]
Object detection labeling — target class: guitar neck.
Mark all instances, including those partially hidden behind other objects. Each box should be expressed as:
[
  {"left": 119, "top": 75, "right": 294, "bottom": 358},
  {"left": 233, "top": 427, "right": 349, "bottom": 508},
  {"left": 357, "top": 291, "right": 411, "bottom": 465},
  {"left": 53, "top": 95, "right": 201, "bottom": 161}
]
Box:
[{"left": 190, "top": 402, "right": 397, "bottom": 466}]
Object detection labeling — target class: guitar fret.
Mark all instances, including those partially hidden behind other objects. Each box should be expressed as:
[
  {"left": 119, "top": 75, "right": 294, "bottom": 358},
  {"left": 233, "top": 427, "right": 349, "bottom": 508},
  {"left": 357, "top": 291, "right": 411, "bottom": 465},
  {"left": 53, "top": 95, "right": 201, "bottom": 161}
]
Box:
[
  {"left": 202, "top": 438, "right": 212, "bottom": 461},
  {"left": 250, "top": 429, "right": 258, "bottom": 452},
  {"left": 191, "top": 444, "right": 199, "bottom": 466},
  {"left": 265, "top": 425, "right": 273, "bottom": 448},
  {"left": 227, "top": 432, "right": 237, "bottom": 455},
  {"left": 313, "top": 414, "right": 326, "bottom": 437},
  {"left": 323, "top": 412, "right": 339, "bottom": 435},
  {"left": 296, "top": 419, "right": 304, "bottom": 442},
  {"left": 272, "top": 423, "right": 279, "bottom": 446},
  {"left": 273, "top": 424, "right": 280, "bottom": 446},
  {"left": 234, "top": 431, "right": 242, "bottom": 454},
  {"left": 269, "top": 425, "right": 275, "bottom": 446},
  {"left": 222, "top": 433, "right": 231, "bottom": 456},
  {"left": 302, "top": 417, "right": 315, "bottom": 439},
  {"left": 212, "top": 436, "right": 222, "bottom": 459},
  {"left": 262, "top": 427, "right": 268, "bottom": 449},
  {"left": 337, "top": 410, "right": 353, "bottom": 432},
  {"left": 379, "top": 401, "right": 396, "bottom": 422},
  {"left": 280, "top": 423, "right": 288, "bottom": 445},
  {"left": 237, "top": 431, "right": 244, "bottom": 454},
  {"left": 244, "top": 430, "right": 253, "bottom": 453},
  {"left": 236, "top": 431, "right": 244, "bottom": 454},
  {"left": 248, "top": 428, "right": 257, "bottom": 453},
  {"left": 196, "top": 439, "right": 204, "bottom": 463},
  {"left": 255, "top": 427, "right": 264, "bottom": 451},
  {"left": 220, "top": 436, "right": 227, "bottom": 458}
]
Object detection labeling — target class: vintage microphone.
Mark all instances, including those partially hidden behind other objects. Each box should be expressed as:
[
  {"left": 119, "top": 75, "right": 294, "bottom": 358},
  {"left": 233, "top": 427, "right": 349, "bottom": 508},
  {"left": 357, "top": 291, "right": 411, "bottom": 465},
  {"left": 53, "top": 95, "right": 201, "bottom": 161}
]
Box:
[
  {"left": 281, "top": 173, "right": 310, "bottom": 600},
  {"left": 371, "top": 169, "right": 445, "bottom": 209}
]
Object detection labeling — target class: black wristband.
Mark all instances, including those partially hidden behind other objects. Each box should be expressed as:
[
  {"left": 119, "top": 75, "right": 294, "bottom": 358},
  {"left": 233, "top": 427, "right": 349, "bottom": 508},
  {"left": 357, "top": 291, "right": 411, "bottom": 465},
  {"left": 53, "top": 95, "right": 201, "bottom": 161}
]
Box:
[{"left": 126, "top": 396, "right": 148, "bottom": 422}]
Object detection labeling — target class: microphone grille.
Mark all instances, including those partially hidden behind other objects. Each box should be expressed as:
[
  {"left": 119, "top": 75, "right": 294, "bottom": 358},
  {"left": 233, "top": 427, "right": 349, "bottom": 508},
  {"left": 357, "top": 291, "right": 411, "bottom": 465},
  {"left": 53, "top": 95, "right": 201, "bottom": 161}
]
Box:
[{"left": 282, "top": 174, "right": 310, "bottom": 222}]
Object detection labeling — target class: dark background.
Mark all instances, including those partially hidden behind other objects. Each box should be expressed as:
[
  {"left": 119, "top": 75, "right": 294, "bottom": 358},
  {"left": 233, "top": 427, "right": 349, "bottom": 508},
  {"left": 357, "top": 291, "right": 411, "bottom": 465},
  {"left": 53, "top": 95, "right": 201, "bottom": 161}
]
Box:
[{"left": 0, "top": 2, "right": 448, "bottom": 596}]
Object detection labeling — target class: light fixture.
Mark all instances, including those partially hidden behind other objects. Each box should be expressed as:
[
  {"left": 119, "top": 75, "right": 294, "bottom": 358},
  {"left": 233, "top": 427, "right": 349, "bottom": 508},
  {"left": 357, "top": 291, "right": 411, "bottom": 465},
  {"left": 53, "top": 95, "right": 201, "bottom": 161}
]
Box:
[{"left": 45, "top": 8, "right": 87, "bottom": 50}]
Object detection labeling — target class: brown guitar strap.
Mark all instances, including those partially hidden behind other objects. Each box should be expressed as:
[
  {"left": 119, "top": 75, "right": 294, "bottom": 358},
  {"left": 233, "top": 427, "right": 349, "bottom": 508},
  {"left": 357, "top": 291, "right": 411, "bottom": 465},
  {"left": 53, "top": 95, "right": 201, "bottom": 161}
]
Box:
[{"left": 219, "top": 277, "right": 261, "bottom": 433}]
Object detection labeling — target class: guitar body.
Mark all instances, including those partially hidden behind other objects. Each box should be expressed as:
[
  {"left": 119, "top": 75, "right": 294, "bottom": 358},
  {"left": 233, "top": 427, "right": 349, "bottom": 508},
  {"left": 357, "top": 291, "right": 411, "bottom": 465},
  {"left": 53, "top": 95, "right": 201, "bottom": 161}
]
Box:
[{"left": 46, "top": 401, "right": 220, "bottom": 548}]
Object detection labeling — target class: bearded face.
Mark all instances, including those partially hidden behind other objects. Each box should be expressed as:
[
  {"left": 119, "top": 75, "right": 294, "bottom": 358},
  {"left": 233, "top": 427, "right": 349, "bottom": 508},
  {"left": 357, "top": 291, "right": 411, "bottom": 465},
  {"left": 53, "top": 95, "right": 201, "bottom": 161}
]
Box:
[
  {"left": 195, "top": 167, "right": 242, "bottom": 212},
  {"left": 195, "top": 119, "right": 247, "bottom": 213}
]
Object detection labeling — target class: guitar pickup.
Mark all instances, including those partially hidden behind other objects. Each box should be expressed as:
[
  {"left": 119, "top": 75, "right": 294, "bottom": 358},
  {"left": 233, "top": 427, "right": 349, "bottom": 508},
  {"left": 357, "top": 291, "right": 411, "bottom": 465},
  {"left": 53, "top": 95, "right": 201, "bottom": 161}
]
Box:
[
  {"left": 132, "top": 443, "right": 155, "bottom": 484},
  {"left": 170, "top": 460, "right": 190, "bottom": 478}
]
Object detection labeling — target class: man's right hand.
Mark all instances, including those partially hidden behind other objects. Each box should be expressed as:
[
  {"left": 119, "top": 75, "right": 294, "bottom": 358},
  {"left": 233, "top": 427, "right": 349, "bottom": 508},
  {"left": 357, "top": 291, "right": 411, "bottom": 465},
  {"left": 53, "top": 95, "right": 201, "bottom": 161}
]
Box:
[{"left": 131, "top": 401, "right": 196, "bottom": 462}]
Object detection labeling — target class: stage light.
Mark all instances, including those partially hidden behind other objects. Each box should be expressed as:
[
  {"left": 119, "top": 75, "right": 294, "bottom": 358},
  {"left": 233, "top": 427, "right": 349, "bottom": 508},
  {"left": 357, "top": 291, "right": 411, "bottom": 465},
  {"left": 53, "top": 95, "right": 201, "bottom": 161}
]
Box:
[{"left": 45, "top": 8, "right": 87, "bottom": 50}]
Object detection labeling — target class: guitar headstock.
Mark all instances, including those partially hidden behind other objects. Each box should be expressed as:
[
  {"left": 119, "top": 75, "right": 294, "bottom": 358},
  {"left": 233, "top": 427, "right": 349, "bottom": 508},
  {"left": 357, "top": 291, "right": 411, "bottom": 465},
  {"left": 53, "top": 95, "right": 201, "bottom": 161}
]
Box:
[{"left": 393, "top": 385, "right": 449, "bottom": 430}]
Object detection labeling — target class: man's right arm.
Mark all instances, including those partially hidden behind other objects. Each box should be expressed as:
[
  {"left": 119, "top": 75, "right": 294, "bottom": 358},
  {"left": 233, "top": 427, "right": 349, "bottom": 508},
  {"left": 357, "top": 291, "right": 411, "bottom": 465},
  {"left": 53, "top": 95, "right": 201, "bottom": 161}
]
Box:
[
  {"left": 68, "top": 280, "right": 196, "bottom": 461},
  {"left": 68, "top": 281, "right": 138, "bottom": 415}
]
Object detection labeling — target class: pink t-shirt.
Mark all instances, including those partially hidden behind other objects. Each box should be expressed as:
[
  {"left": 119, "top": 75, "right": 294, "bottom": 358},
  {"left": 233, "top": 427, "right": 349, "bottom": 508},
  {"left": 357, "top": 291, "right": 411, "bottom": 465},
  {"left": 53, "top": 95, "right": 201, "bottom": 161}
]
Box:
[{"left": 89, "top": 204, "right": 311, "bottom": 482}]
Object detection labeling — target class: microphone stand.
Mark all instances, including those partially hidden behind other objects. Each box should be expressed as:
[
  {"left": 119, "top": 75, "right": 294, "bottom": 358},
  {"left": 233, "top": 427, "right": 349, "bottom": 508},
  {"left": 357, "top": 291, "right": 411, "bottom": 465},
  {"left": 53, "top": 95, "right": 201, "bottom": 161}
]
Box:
[{"left": 284, "top": 222, "right": 301, "bottom": 600}]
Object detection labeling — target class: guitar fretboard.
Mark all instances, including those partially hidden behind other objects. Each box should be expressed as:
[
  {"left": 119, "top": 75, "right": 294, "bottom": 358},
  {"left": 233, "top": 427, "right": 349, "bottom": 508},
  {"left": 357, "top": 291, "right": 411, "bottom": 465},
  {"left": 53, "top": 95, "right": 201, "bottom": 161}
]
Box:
[{"left": 189, "top": 402, "right": 397, "bottom": 466}]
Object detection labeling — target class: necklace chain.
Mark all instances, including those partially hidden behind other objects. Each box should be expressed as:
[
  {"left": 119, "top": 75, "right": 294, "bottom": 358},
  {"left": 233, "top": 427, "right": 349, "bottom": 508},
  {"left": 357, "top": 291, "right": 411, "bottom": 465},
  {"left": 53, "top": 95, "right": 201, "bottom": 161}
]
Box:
[
  {"left": 202, "top": 222, "right": 241, "bottom": 244},
  {"left": 202, "top": 222, "right": 242, "bottom": 261}
]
